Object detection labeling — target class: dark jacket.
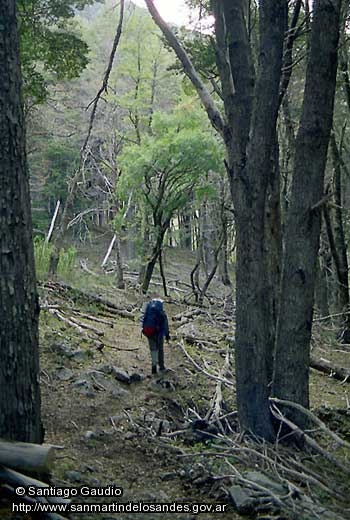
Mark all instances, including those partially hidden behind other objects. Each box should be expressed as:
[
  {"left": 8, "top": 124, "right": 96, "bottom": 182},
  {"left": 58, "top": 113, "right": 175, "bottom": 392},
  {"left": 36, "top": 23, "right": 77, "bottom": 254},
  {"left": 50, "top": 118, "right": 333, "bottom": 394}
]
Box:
[{"left": 142, "top": 299, "right": 169, "bottom": 339}]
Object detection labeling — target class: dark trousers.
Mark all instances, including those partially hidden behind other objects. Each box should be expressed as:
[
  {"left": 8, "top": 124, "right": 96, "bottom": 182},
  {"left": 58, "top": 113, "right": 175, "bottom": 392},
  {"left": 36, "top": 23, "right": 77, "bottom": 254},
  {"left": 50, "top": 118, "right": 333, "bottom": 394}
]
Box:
[{"left": 148, "top": 335, "right": 165, "bottom": 369}]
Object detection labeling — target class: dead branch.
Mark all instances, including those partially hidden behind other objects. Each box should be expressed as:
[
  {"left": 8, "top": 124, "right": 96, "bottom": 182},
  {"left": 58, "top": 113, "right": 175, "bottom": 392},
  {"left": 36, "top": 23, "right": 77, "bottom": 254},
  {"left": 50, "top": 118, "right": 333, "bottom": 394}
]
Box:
[
  {"left": 83, "top": 0, "right": 125, "bottom": 147},
  {"left": 270, "top": 403, "right": 350, "bottom": 475},
  {"left": 80, "top": 259, "right": 99, "bottom": 276},
  {"left": 46, "top": 200, "right": 61, "bottom": 243},
  {"left": 101, "top": 234, "right": 117, "bottom": 268},
  {"left": 177, "top": 341, "right": 234, "bottom": 386},
  {"left": 270, "top": 397, "right": 350, "bottom": 449},
  {"left": 73, "top": 311, "right": 114, "bottom": 327},
  {"left": 206, "top": 351, "right": 231, "bottom": 426},
  {"left": 310, "top": 356, "right": 350, "bottom": 383}
]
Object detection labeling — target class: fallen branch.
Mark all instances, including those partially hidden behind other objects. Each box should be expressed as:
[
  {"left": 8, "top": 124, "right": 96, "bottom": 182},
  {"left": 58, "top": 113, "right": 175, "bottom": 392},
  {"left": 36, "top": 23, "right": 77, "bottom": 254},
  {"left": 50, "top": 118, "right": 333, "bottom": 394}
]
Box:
[
  {"left": 270, "top": 403, "right": 350, "bottom": 475},
  {"left": 177, "top": 341, "right": 234, "bottom": 386},
  {"left": 310, "top": 356, "right": 350, "bottom": 382},
  {"left": 73, "top": 310, "right": 114, "bottom": 327},
  {"left": 206, "top": 351, "right": 231, "bottom": 426},
  {"left": 0, "top": 440, "right": 55, "bottom": 475},
  {"left": 270, "top": 397, "right": 350, "bottom": 449}
]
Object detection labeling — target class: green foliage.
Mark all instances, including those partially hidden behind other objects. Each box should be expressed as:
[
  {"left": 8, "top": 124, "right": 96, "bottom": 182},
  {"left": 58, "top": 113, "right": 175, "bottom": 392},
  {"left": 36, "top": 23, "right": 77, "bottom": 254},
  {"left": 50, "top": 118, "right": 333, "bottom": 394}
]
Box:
[
  {"left": 42, "top": 142, "right": 79, "bottom": 203},
  {"left": 57, "top": 246, "right": 77, "bottom": 280},
  {"left": 34, "top": 237, "right": 77, "bottom": 281},
  {"left": 34, "top": 237, "right": 54, "bottom": 279},
  {"left": 18, "top": 0, "right": 97, "bottom": 104},
  {"left": 118, "top": 100, "right": 224, "bottom": 228}
]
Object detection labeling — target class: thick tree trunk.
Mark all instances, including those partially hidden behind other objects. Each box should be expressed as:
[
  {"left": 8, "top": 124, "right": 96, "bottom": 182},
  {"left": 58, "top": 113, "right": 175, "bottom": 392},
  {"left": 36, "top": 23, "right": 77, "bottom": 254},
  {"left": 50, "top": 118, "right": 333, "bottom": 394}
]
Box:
[
  {"left": 224, "top": 0, "right": 287, "bottom": 440},
  {"left": 273, "top": 0, "right": 341, "bottom": 427},
  {"left": 0, "top": 0, "right": 42, "bottom": 442}
]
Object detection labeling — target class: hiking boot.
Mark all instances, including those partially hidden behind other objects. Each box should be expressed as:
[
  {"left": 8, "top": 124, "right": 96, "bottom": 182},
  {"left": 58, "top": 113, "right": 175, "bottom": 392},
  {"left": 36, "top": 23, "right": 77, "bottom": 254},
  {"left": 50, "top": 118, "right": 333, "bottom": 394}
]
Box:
[{"left": 152, "top": 365, "right": 157, "bottom": 375}]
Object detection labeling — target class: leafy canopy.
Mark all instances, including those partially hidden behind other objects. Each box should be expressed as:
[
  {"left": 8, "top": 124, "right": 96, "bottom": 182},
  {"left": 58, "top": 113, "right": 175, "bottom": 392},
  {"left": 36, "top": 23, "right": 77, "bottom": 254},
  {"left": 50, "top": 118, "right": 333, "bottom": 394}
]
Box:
[
  {"left": 118, "top": 100, "right": 224, "bottom": 225},
  {"left": 18, "top": 0, "right": 98, "bottom": 104}
]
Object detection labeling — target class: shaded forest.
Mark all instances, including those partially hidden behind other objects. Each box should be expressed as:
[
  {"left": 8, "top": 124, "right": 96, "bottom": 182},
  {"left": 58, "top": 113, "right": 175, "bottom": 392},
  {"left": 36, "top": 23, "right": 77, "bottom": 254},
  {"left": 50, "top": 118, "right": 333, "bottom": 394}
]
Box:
[{"left": 0, "top": 0, "right": 350, "bottom": 518}]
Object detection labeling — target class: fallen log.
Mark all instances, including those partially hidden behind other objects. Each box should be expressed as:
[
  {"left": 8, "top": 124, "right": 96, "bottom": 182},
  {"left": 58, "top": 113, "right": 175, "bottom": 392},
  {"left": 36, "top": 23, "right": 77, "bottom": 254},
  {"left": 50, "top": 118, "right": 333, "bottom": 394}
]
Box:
[
  {"left": 0, "top": 440, "right": 56, "bottom": 475},
  {"left": 310, "top": 356, "right": 350, "bottom": 383},
  {"left": 42, "top": 281, "right": 135, "bottom": 320}
]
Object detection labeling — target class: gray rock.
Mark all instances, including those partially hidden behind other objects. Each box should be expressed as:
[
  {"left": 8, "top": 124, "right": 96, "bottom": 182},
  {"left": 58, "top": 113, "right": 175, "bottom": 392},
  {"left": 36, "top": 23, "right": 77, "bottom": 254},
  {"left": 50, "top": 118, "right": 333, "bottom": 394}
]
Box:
[
  {"left": 112, "top": 367, "right": 130, "bottom": 384},
  {"left": 96, "top": 364, "right": 114, "bottom": 375},
  {"left": 54, "top": 367, "right": 74, "bottom": 381},
  {"left": 228, "top": 485, "right": 256, "bottom": 513},
  {"left": 129, "top": 372, "right": 145, "bottom": 383},
  {"left": 72, "top": 379, "right": 95, "bottom": 398},
  {"left": 244, "top": 471, "right": 286, "bottom": 495},
  {"left": 71, "top": 349, "right": 91, "bottom": 361},
  {"left": 51, "top": 341, "right": 75, "bottom": 357}
]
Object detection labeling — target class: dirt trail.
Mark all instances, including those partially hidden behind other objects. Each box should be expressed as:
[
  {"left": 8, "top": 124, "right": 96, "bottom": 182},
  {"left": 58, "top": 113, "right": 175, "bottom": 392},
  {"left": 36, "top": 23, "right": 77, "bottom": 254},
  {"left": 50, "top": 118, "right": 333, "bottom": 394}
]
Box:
[{"left": 38, "top": 286, "right": 238, "bottom": 520}]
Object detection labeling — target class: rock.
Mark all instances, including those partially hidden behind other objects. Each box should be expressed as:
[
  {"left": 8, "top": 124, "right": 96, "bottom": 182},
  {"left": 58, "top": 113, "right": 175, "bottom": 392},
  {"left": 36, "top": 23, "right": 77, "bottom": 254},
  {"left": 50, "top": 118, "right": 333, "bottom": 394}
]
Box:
[
  {"left": 129, "top": 372, "right": 145, "bottom": 383},
  {"left": 111, "top": 387, "right": 129, "bottom": 398},
  {"left": 71, "top": 349, "right": 91, "bottom": 362},
  {"left": 54, "top": 367, "right": 74, "bottom": 381},
  {"left": 65, "top": 471, "right": 82, "bottom": 483},
  {"left": 155, "top": 378, "right": 175, "bottom": 391},
  {"left": 73, "top": 379, "right": 95, "bottom": 398},
  {"left": 77, "top": 371, "right": 129, "bottom": 397},
  {"left": 228, "top": 485, "right": 256, "bottom": 513},
  {"left": 51, "top": 341, "right": 75, "bottom": 357},
  {"left": 244, "top": 471, "right": 286, "bottom": 495},
  {"left": 96, "top": 364, "right": 114, "bottom": 375},
  {"left": 111, "top": 367, "right": 130, "bottom": 384},
  {"left": 176, "top": 323, "right": 200, "bottom": 337}
]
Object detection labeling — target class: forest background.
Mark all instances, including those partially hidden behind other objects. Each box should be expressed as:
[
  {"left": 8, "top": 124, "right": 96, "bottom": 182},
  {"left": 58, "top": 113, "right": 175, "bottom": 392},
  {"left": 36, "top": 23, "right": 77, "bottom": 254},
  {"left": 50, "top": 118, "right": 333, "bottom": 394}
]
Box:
[{"left": 19, "top": 0, "right": 350, "bottom": 437}]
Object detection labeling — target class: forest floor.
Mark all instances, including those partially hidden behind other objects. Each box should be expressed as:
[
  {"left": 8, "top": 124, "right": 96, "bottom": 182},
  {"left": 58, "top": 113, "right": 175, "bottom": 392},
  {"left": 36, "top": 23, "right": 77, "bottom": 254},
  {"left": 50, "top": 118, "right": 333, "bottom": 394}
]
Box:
[{"left": 3, "top": 243, "right": 350, "bottom": 520}]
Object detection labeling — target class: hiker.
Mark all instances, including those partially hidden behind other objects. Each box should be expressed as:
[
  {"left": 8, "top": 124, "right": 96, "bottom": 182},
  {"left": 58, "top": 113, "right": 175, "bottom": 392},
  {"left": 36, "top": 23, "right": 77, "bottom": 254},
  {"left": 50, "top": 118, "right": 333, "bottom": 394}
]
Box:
[{"left": 142, "top": 298, "right": 170, "bottom": 375}]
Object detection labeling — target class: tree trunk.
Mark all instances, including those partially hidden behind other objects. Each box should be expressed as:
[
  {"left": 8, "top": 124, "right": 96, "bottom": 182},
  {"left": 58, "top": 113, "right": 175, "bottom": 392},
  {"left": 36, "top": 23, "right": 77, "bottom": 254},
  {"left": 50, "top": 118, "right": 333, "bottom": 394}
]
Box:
[
  {"left": 0, "top": 0, "right": 42, "bottom": 442},
  {"left": 329, "top": 133, "right": 350, "bottom": 335},
  {"left": 141, "top": 225, "right": 167, "bottom": 294},
  {"left": 223, "top": 0, "right": 287, "bottom": 440},
  {"left": 114, "top": 235, "right": 125, "bottom": 290},
  {"left": 273, "top": 0, "right": 341, "bottom": 427}
]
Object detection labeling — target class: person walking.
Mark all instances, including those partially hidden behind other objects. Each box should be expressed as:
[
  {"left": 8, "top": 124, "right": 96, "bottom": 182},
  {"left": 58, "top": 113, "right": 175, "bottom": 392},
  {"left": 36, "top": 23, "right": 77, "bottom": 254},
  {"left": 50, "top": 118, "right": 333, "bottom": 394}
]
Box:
[{"left": 142, "top": 298, "right": 170, "bottom": 374}]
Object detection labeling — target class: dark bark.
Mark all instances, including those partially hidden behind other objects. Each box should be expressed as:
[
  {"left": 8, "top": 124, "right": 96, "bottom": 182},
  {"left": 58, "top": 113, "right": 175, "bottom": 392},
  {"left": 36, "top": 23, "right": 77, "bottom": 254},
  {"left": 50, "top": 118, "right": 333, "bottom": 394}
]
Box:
[
  {"left": 114, "top": 236, "right": 125, "bottom": 290},
  {"left": 158, "top": 249, "right": 168, "bottom": 297},
  {"left": 273, "top": 0, "right": 341, "bottom": 426},
  {"left": 141, "top": 224, "right": 168, "bottom": 294},
  {"left": 330, "top": 134, "right": 349, "bottom": 321},
  {"left": 222, "top": 0, "right": 287, "bottom": 440},
  {"left": 314, "top": 252, "right": 330, "bottom": 318},
  {"left": 0, "top": 0, "right": 42, "bottom": 442},
  {"left": 219, "top": 214, "right": 231, "bottom": 286},
  {"left": 198, "top": 234, "right": 224, "bottom": 305}
]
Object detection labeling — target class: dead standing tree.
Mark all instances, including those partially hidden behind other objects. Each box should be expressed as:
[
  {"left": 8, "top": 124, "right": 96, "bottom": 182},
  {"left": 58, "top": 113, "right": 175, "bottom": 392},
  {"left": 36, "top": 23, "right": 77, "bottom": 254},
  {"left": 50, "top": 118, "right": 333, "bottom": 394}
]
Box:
[
  {"left": 48, "top": 0, "right": 125, "bottom": 275},
  {"left": 145, "top": 0, "right": 342, "bottom": 438}
]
